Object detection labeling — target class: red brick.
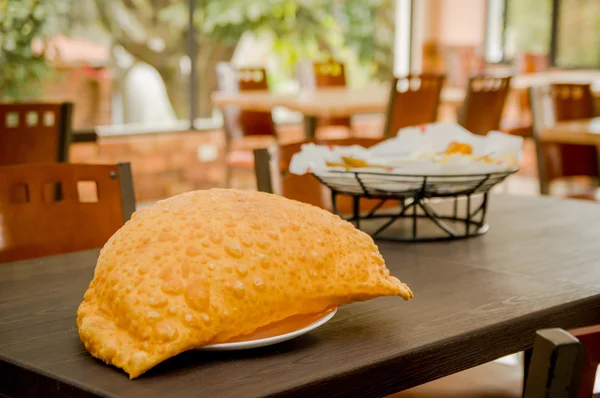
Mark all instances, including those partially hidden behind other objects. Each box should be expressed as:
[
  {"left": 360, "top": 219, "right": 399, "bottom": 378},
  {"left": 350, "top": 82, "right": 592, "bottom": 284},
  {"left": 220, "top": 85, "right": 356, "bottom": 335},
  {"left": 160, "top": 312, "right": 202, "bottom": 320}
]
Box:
[
  {"left": 98, "top": 140, "right": 131, "bottom": 157},
  {"left": 181, "top": 131, "right": 221, "bottom": 151},
  {"left": 70, "top": 143, "right": 99, "bottom": 161},
  {"left": 206, "top": 163, "right": 226, "bottom": 182},
  {"left": 152, "top": 135, "right": 183, "bottom": 153},
  {"left": 133, "top": 174, "right": 166, "bottom": 201},
  {"left": 130, "top": 139, "right": 157, "bottom": 156},
  {"left": 165, "top": 181, "right": 195, "bottom": 197},
  {"left": 139, "top": 155, "right": 168, "bottom": 174},
  {"left": 184, "top": 166, "right": 208, "bottom": 183},
  {"left": 168, "top": 152, "right": 197, "bottom": 170}
]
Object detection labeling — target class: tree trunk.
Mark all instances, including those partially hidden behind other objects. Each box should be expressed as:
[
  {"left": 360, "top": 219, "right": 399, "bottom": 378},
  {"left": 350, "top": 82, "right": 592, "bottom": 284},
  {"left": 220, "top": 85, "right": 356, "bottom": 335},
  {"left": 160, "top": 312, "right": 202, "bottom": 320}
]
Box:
[
  {"left": 151, "top": 42, "right": 236, "bottom": 119},
  {"left": 195, "top": 59, "right": 219, "bottom": 119},
  {"left": 157, "top": 62, "right": 188, "bottom": 120},
  {"left": 195, "top": 43, "right": 237, "bottom": 118}
]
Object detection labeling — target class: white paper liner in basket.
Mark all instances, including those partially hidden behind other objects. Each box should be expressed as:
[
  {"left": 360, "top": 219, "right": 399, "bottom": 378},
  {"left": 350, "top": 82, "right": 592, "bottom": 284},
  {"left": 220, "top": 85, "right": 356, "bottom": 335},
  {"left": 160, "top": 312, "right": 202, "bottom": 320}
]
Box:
[{"left": 289, "top": 123, "right": 522, "bottom": 196}]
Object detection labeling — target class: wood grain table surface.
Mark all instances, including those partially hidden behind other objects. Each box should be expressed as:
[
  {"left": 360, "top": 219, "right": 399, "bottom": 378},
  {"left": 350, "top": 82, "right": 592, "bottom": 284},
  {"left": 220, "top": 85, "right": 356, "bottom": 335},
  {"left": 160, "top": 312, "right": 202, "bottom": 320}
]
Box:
[
  {"left": 2, "top": 195, "right": 600, "bottom": 398},
  {"left": 540, "top": 117, "right": 600, "bottom": 145},
  {"left": 211, "top": 71, "right": 600, "bottom": 119},
  {"left": 212, "top": 85, "right": 465, "bottom": 118}
]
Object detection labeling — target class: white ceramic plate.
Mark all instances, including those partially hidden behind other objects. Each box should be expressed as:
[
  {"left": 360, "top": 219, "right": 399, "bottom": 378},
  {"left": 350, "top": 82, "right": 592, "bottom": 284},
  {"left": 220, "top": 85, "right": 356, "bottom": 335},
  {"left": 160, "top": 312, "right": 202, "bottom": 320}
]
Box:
[{"left": 197, "top": 308, "right": 337, "bottom": 351}]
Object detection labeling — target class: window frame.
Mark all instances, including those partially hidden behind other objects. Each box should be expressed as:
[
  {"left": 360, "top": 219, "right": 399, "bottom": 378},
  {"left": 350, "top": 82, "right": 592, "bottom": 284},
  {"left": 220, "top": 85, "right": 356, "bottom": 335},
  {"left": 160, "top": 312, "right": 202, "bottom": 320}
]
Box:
[{"left": 484, "top": 0, "right": 599, "bottom": 69}]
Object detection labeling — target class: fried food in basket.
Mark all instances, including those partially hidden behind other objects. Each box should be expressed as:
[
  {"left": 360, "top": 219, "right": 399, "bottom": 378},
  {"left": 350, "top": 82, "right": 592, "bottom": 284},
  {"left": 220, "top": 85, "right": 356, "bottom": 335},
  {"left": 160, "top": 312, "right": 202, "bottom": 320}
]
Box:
[
  {"left": 341, "top": 156, "right": 371, "bottom": 168},
  {"left": 326, "top": 161, "right": 351, "bottom": 169},
  {"left": 444, "top": 141, "right": 473, "bottom": 155},
  {"left": 326, "top": 157, "right": 380, "bottom": 169},
  {"left": 77, "top": 189, "right": 413, "bottom": 379}
]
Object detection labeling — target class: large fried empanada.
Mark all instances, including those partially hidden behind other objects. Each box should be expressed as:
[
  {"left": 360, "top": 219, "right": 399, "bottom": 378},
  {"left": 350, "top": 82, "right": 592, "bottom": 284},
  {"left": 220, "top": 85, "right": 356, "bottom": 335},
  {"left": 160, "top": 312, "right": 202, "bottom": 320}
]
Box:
[{"left": 77, "top": 189, "right": 412, "bottom": 379}]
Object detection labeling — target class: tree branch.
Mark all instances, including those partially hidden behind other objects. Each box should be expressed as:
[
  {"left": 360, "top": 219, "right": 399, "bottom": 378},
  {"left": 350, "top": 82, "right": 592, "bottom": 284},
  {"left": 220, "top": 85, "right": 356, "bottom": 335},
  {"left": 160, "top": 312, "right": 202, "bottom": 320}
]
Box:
[{"left": 94, "top": 0, "right": 165, "bottom": 67}]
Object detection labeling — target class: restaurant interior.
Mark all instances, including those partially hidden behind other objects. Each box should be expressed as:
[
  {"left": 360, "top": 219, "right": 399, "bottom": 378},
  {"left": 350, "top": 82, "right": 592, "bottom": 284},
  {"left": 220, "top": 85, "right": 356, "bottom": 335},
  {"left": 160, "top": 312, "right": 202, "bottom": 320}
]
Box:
[{"left": 2, "top": 0, "right": 600, "bottom": 397}]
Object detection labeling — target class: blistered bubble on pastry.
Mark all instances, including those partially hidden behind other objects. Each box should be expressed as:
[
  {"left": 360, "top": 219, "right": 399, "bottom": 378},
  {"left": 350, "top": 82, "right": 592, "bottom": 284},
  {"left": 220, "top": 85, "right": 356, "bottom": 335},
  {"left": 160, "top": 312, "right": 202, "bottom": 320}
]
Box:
[{"left": 76, "top": 189, "right": 413, "bottom": 379}]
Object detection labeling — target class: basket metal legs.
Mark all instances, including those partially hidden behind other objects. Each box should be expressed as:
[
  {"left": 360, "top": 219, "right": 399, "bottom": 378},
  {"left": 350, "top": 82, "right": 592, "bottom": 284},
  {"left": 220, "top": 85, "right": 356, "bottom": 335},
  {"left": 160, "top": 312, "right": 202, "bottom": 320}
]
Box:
[{"left": 333, "top": 193, "right": 490, "bottom": 242}]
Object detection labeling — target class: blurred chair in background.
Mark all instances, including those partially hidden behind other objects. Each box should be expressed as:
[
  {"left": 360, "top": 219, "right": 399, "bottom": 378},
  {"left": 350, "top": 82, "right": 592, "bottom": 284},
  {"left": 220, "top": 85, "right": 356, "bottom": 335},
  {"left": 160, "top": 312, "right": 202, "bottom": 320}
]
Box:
[
  {"left": 0, "top": 162, "right": 135, "bottom": 263},
  {"left": 529, "top": 84, "right": 598, "bottom": 198},
  {"left": 458, "top": 76, "right": 512, "bottom": 135},
  {"left": 501, "top": 53, "right": 550, "bottom": 139},
  {"left": 383, "top": 74, "right": 445, "bottom": 137},
  {"left": 552, "top": 83, "right": 597, "bottom": 120},
  {"left": 443, "top": 45, "right": 484, "bottom": 89},
  {"left": 516, "top": 53, "right": 549, "bottom": 75},
  {"left": 396, "top": 325, "right": 600, "bottom": 398},
  {"left": 216, "top": 63, "right": 277, "bottom": 187},
  {"left": 297, "top": 59, "right": 352, "bottom": 133},
  {"left": 524, "top": 326, "right": 600, "bottom": 398},
  {"left": 0, "top": 102, "right": 73, "bottom": 165},
  {"left": 254, "top": 138, "right": 397, "bottom": 215}
]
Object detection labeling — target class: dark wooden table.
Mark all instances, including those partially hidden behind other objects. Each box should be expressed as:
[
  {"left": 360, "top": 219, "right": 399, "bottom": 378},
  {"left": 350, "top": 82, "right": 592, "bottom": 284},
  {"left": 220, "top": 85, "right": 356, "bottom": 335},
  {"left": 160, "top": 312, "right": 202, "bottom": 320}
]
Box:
[{"left": 2, "top": 195, "right": 600, "bottom": 398}]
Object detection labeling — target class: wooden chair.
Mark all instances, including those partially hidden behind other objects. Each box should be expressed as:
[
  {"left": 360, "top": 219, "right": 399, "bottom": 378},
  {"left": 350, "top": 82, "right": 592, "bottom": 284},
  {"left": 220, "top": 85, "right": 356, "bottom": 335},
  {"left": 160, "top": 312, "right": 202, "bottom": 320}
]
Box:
[
  {"left": 524, "top": 326, "right": 600, "bottom": 398},
  {"left": 383, "top": 74, "right": 445, "bottom": 137},
  {"left": 458, "top": 76, "right": 512, "bottom": 135},
  {"left": 297, "top": 60, "right": 352, "bottom": 130},
  {"left": 0, "top": 163, "right": 135, "bottom": 263},
  {"left": 254, "top": 138, "right": 396, "bottom": 215},
  {"left": 529, "top": 84, "right": 598, "bottom": 197},
  {"left": 216, "top": 63, "right": 277, "bottom": 187},
  {"left": 0, "top": 102, "right": 73, "bottom": 165},
  {"left": 394, "top": 325, "right": 600, "bottom": 398}
]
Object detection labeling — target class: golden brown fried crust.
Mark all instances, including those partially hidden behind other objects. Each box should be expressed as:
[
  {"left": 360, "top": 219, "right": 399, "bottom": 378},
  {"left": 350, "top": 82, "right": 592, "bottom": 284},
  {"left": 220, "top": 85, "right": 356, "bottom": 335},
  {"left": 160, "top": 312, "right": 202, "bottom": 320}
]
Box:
[{"left": 77, "top": 189, "right": 412, "bottom": 379}]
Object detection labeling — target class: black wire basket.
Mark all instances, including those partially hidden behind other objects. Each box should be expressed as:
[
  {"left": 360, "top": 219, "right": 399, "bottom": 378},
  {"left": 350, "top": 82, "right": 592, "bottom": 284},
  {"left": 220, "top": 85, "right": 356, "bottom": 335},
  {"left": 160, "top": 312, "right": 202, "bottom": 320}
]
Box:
[{"left": 312, "top": 168, "right": 518, "bottom": 242}]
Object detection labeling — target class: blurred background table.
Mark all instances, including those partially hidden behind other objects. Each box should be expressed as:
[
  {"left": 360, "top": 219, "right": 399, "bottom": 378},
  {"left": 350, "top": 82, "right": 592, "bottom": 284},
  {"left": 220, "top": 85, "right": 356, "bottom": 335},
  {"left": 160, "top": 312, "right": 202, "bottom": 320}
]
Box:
[
  {"left": 212, "top": 84, "right": 465, "bottom": 139},
  {"left": 540, "top": 117, "right": 600, "bottom": 145}
]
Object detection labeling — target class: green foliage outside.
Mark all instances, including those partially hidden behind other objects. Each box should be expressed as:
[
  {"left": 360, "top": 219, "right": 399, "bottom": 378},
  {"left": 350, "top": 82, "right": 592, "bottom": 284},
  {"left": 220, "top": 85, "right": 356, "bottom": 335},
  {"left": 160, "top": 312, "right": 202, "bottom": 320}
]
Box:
[
  {"left": 505, "top": 0, "right": 552, "bottom": 56},
  {"left": 505, "top": 0, "right": 600, "bottom": 68},
  {"left": 555, "top": 0, "right": 600, "bottom": 68},
  {"left": 0, "top": 0, "right": 52, "bottom": 100},
  {"left": 0, "top": 0, "right": 396, "bottom": 118}
]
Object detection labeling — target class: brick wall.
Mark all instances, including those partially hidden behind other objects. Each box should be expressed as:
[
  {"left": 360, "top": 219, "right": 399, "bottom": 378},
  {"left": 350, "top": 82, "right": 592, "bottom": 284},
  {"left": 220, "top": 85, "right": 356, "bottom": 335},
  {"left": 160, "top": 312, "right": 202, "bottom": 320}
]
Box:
[
  {"left": 69, "top": 118, "right": 385, "bottom": 204},
  {"left": 70, "top": 130, "right": 233, "bottom": 202},
  {"left": 43, "top": 66, "right": 112, "bottom": 130}
]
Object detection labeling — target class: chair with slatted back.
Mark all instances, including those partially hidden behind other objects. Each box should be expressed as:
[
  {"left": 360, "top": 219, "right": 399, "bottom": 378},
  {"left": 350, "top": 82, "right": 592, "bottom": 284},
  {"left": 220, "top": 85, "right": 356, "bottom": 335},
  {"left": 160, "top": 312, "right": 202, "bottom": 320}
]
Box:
[
  {"left": 0, "top": 102, "right": 73, "bottom": 165},
  {"left": 524, "top": 326, "right": 600, "bottom": 398},
  {"left": 216, "top": 63, "right": 277, "bottom": 187},
  {"left": 0, "top": 163, "right": 135, "bottom": 263},
  {"left": 383, "top": 74, "right": 445, "bottom": 137},
  {"left": 529, "top": 84, "right": 598, "bottom": 197},
  {"left": 254, "top": 138, "right": 399, "bottom": 215},
  {"left": 458, "top": 76, "right": 512, "bottom": 135},
  {"left": 297, "top": 60, "right": 352, "bottom": 131}
]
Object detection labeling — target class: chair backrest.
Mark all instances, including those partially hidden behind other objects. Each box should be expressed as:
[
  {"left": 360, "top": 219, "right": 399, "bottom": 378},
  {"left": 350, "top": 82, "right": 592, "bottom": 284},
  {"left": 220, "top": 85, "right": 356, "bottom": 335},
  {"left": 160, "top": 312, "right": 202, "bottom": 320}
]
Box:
[
  {"left": 254, "top": 138, "right": 394, "bottom": 214},
  {"left": 313, "top": 60, "right": 347, "bottom": 88},
  {"left": 529, "top": 85, "right": 598, "bottom": 194},
  {"left": 0, "top": 162, "right": 135, "bottom": 263},
  {"left": 297, "top": 60, "right": 351, "bottom": 128},
  {"left": 383, "top": 74, "right": 445, "bottom": 137},
  {"left": 313, "top": 60, "right": 351, "bottom": 127},
  {"left": 0, "top": 102, "right": 73, "bottom": 165},
  {"left": 524, "top": 326, "right": 600, "bottom": 398},
  {"left": 216, "top": 63, "right": 276, "bottom": 140},
  {"left": 551, "top": 83, "right": 596, "bottom": 121},
  {"left": 458, "top": 76, "right": 512, "bottom": 135}
]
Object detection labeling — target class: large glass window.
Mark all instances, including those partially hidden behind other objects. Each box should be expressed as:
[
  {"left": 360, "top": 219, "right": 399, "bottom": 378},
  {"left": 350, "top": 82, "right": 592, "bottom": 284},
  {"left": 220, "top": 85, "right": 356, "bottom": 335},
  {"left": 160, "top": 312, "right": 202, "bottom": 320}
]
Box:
[
  {"left": 555, "top": 0, "right": 600, "bottom": 68},
  {"left": 1, "top": 0, "right": 400, "bottom": 135},
  {"left": 503, "top": 0, "right": 552, "bottom": 60},
  {"left": 484, "top": 0, "right": 552, "bottom": 63},
  {"left": 484, "top": 0, "right": 599, "bottom": 68}
]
